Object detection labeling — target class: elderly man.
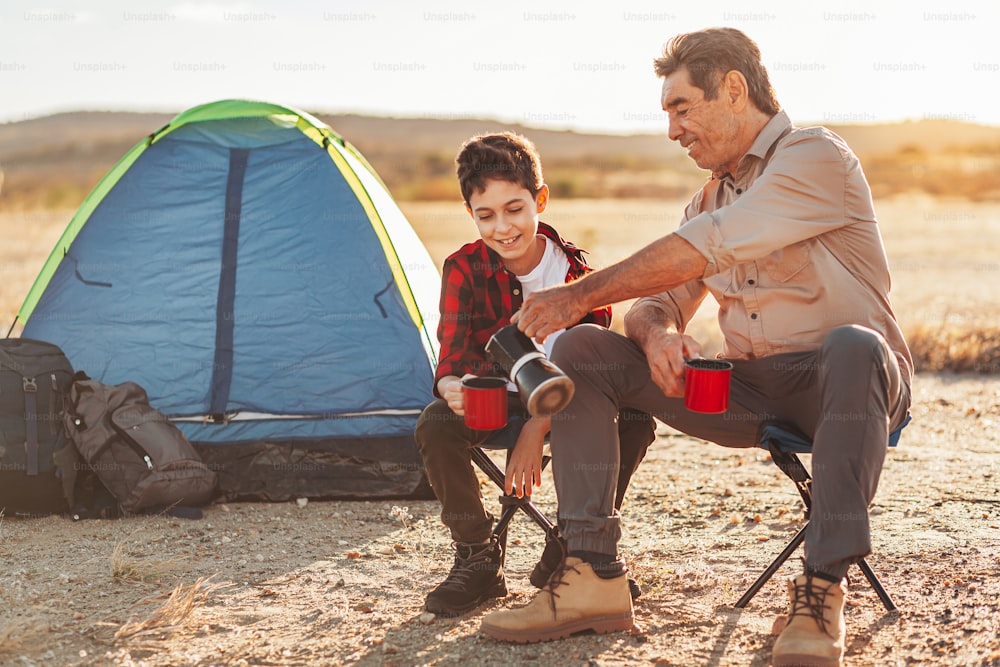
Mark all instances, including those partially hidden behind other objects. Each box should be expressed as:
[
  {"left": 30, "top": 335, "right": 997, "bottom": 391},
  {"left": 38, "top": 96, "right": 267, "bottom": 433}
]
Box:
[{"left": 480, "top": 27, "right": 911, "bottom": 667}]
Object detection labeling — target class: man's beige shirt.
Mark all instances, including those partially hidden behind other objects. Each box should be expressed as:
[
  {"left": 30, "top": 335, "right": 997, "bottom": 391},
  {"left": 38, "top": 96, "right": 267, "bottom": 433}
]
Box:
[{"left": 634, "top": 111, "right": 913, "bottom": 382}]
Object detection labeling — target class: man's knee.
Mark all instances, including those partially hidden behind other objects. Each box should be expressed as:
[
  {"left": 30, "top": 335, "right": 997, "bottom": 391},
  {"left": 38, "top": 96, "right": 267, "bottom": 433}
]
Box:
[
  {"left": 821, "top": 324, "right": 887, "bottom": 366},
  {"left": 550, "top": 323, "right": 613, "bottom": 369}
]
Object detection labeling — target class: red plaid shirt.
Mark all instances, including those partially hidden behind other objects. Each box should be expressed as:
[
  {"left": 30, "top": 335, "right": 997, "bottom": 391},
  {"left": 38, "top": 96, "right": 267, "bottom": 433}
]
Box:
[{"left": 434, "top": 222, "right": 612, "bottom": 396}]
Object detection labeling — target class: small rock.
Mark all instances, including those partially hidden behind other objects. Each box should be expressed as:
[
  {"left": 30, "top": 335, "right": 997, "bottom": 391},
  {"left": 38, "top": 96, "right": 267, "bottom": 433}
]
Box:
[
  {"left": 419, "top": 612, "right": 435, "bottom": 624},
  {"left": 335, "top": 577, "right": 346, "bottom": 588},
  {"left": 296, "top": 497, "right": 309, "bottom": 508},
  {"left": 338, "top": 540, "right": 349, "bottom": 546},
  {"left": 255, "top": 554, "right": 265, "bottom": 562}
]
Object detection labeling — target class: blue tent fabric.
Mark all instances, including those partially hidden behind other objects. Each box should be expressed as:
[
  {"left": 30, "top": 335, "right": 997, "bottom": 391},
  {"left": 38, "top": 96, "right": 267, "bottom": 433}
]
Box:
[{"left": 22, "top": 106, "right": 440, "bottom": 500}]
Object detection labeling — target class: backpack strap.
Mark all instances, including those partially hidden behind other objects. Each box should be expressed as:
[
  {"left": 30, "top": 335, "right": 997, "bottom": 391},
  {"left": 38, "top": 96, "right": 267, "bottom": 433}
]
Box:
[{"left": 23, "top": 376, "right": 39, "bottom": 475}]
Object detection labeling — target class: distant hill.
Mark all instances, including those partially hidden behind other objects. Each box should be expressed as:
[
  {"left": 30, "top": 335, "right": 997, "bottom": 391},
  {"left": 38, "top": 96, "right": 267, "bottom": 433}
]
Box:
[{"left": 2, "top": 109, "right": 999, "bottom": 209}]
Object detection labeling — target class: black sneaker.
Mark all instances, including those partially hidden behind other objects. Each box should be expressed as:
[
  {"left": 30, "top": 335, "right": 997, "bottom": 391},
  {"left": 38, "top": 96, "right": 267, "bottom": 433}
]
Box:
[
  {"left": 530, "top": 531, "right": 642, "bottom": 600},
  {"left": 424, "top": 539, "right": 507, "bottom": 616}
]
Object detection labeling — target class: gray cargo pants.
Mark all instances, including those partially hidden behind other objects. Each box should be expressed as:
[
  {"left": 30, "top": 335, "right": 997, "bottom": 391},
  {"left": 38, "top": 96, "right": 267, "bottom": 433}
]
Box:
[{"left": 549, "top": 323, "right": 910, "bottom": 579}]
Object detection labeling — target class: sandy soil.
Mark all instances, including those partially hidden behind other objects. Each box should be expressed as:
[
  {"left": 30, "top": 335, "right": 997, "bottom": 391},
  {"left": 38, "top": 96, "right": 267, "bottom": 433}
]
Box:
[{"left": 2, "top": 372, "right": 998, "bottom": 667}]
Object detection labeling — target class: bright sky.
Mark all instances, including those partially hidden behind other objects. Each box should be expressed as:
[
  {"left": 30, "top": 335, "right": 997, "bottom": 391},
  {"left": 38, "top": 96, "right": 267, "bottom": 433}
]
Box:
[{"left": 0, "top": 0, "right": 995, "bottom": 133}]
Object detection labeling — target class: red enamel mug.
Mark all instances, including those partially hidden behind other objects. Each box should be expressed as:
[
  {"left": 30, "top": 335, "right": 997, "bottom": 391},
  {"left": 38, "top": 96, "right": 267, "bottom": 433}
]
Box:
[
  {"left": 462, "top": 377, "right": 509, "bottom": 430},
  {"left": 683, "top": 358, "right": 733, "bottom": 414}
]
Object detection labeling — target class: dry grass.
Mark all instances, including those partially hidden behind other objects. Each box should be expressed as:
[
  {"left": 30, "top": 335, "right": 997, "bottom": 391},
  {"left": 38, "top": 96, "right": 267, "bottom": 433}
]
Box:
[
  {"left": 109, "top": 535, "right": 187, "bottom": 583},
  {"left": 112, "top": 576, "right": 230, "bottom": 645},
  {"left": 0, "top": 611, "right": 51, "bottom": 656},
  {"left": 907, "top": 323, "right": 1000, "bottom": 373}
]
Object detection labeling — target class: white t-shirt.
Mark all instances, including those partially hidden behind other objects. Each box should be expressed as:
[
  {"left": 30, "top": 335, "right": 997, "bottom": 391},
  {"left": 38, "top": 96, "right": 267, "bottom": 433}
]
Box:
[{"left": 515, "top": 235, "right": 571, "bottom": 357}]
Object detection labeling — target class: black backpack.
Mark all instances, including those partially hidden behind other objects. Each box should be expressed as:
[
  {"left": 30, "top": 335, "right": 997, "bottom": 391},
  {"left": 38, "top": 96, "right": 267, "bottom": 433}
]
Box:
[
  {"left": 0, "top": 338, "right": 78, "bottom": 515},
  {"left": 65, "top": 374, "right": 218, "bottom": 515}
]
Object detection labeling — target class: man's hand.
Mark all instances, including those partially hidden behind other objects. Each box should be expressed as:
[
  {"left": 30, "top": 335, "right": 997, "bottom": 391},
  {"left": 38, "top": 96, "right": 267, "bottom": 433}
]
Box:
[
  {"left": 643, "top": 330, "right": 703, "bottom": 397},
  {"left": 505, "top": 416, "right": 550, "bottom": 497},
  {"left": 512, "top": 233, "right": 708, "bottom": 345},
  {"left": 437, "top": 375, "right": 465, "bottom": 415},
  {"left": 511, "top": 283, "right": 590, "bottom": 344}
]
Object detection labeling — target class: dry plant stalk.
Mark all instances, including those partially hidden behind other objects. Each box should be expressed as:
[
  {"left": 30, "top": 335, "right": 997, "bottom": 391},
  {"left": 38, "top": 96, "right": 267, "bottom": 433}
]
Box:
[
  {"left": 0, "top": 613, "right": 50, "bottom": 655},
  {"left": 906, "top": 323, "right": 1000, "bottom": 373},
  {"left": 110, "top": 532, "right": 186, "bottom": 582},
  {"left": 113, "top": 576, "right": 230, "bottom": 644}
]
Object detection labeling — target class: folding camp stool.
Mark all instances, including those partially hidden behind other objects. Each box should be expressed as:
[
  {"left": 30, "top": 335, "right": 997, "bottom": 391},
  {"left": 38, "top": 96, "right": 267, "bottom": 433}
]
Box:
[
  {"left": 735, "top": 414, "right": 912, "bottom": 612},
  {"left": 468, "top": 415, "right": 558, "bottom": 565}
]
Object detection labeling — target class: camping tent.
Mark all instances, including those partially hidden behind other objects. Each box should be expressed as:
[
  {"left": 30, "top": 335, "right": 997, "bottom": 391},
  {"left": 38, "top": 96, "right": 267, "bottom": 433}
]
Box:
[{"left": 15, "top": 99, "right": 441, "bottom": 500}]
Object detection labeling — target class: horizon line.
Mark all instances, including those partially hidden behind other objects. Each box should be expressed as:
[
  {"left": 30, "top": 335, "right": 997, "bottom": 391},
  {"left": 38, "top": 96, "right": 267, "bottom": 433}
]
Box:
[{"left": 2, "top": 105, "right": 998, "bottom": 136}]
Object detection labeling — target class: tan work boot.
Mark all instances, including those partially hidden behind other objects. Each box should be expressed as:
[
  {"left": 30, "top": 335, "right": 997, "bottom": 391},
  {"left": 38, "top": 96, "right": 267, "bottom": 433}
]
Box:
[
  {"left": 771, "top": 573, "right": 847, "bottom": 667},
  {"left": 480, "top": 557, "right": 633, "bottom": 643}
]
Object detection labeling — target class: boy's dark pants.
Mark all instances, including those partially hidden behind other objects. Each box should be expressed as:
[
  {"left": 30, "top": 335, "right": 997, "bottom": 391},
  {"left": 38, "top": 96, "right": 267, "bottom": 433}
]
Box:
[
  {"left": 549, "top": 323, "right": 911, "bottom": 579},
  {"left": 415, "top": 392, "right": 656, "bottom": 543}
]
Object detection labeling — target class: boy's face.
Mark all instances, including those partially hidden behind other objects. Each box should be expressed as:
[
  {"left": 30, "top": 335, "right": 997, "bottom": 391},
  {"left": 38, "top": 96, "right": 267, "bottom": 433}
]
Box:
[{"left": 466, "top": 179, "right": 548, "bottom": 269}]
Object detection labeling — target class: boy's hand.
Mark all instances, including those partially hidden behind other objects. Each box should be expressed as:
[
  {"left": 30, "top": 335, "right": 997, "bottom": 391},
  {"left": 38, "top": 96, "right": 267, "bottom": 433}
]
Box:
[
  {"left": 437, "top": 375, "right": 465, "bottom": 415},
  {"left": 505, "top": 416, "right": 550, "bottom": 497}
]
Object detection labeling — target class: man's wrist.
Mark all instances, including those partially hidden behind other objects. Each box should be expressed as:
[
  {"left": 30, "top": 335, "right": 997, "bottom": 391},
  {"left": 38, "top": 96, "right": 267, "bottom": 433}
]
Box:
[{"left": 625, "top": 305, "right": 675, "bottom": 347}]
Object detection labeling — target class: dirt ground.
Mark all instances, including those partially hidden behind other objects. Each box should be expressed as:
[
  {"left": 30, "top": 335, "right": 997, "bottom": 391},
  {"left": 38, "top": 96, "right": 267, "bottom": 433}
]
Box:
[{"left": 1, "top": 372, "right": 998, "bottom": 667}]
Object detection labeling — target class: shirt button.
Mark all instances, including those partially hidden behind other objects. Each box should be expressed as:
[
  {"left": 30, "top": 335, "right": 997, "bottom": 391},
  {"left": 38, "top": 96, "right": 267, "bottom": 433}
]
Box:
[
  {"left": 750, "top": 313, "right": 758, "bottom": 320},
  {"left": 512, "top": 288, "right": 520, "bottom": 295},
  {"left": 736, "top": 188, "right": 743, "bottom": 194},
  {"left": 747, "top": 279, "right": 755, "bottom": 286}
]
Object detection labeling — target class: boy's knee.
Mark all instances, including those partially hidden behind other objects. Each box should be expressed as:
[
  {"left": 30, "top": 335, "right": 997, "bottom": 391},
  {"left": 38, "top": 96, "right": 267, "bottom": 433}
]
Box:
[{"left": 414, "top": 399, "right": 459, "bottom": 452}]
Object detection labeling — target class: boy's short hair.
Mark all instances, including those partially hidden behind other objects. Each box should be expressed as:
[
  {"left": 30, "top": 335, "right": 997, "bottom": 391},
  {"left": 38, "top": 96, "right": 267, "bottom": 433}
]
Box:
[{"left": 456, "top": 132, "right": 544, "bottom": 204}]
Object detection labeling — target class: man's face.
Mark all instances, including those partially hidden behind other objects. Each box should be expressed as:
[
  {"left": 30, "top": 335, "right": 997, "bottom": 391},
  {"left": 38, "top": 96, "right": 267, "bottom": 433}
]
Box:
[{"left": 661, "top": 67, "right": 740, "bottom": 176}]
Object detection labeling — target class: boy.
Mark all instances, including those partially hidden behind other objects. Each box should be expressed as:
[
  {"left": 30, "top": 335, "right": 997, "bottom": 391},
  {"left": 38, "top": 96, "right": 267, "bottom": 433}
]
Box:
[{"left": 414, "top": 132, "right": 655, "bottom": 617}]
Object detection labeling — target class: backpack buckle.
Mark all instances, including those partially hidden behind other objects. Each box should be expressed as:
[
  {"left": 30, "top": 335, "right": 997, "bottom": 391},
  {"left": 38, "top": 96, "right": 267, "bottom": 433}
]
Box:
[{"left": 23, "top": 377, "right": 38, "bottom": 393}]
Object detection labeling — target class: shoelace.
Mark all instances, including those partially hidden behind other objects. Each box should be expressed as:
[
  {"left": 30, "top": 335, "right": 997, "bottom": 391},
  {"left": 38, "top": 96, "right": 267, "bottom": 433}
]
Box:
[
  {"left": 542, "top": 559, "right": 582, "bottom": 617},
  {"left": 438, "top": 542, "right": 497, "bottom": 591},
  {"left": 788, "top": 578, "right": 836, "bottom": 638}
]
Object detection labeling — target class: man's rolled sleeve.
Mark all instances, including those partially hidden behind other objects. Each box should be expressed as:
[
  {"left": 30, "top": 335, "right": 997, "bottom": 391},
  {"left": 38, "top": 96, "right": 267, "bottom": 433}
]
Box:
[
  {"left": 673, "top": 213, "right": 730, "bottom": 278},
  {"left": 631, "top": 277, "right": 708, "bottom": 333}
]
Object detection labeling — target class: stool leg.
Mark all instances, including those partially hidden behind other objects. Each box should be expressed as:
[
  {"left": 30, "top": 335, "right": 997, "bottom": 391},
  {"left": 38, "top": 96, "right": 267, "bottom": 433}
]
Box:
[
  {"left": 857, "top": 558, "right": 898, "bottom": 612},
  {"left": 471, "top": 448, "right": 556, "bottom": 537},
  {"left": 735, "top": 524, "right": 807, "bottom": 608}
]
